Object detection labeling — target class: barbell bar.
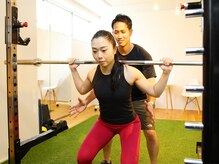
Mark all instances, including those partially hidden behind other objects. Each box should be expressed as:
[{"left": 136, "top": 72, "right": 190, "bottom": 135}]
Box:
[
  {"left": 120, "top": 60, "right": 202, "bottom": 66},
  {"left": 4, "top": 58, "right": 203, "bottom": 66},
  {"left": 16, "top": 59, "right": 97, "bottom": 65}
]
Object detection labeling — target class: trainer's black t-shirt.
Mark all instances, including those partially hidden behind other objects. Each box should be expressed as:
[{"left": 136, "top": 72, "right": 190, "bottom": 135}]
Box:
[{"left": 116, "top": 44, "right": 156, "bottom": 101}]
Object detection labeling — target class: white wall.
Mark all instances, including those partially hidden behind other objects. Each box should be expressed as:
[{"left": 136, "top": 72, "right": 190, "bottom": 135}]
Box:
[
  {"left": 70, "top": 39, "right": 99, "bottom": 106},
  {"left": 0, "top": 0, "right": 38, "bottom": 162},
  {"left": 36, "top": 30, "right": 99, "bottom": 106},
  {"left": 37, "top": 29, "right": 72, "bottom": 101},
  {"left": 134, "top": 10, "right": 202, "bottom": 110}
]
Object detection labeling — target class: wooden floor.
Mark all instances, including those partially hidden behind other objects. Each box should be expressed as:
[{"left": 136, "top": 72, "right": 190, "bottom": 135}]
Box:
[{"left": 44, "top": 100, "right": 202, "bottom": 128}]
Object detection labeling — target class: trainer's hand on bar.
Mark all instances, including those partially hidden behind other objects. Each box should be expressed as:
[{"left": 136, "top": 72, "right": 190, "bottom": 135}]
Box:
[
  {"left": 68, "top": 58, "right": 80, "bottom": 71},
  {"left": 159, "top": 58, "right": 173, "bottom": 74}
]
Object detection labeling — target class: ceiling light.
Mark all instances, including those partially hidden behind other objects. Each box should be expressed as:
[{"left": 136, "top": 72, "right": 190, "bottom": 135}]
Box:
[{"left": 153, "top": 2, "right": 159, "bottom": 10}]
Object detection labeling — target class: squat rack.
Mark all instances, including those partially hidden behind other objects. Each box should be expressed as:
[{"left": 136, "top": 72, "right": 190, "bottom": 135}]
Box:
[
  {"left": 5, "top": 1, "right": 68, "bottom": 163},
  {"left": 182, "top": 0, "right": 219, "bottom": 163}
]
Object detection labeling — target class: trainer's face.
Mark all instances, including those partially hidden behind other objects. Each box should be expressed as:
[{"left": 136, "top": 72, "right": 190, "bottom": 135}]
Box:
[{"left": 112, "top": 22, "right": 132, "bottom": 47}]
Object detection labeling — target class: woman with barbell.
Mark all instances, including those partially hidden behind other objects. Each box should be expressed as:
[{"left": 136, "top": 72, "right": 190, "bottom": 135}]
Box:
[{"left": 68, "top": 29, "right": 172, "bottom": 164}]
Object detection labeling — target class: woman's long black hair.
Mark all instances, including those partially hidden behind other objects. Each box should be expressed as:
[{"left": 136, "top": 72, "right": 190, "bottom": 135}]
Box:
[{"left": 91, "top": 30, "right": 123, "bottom": 91}]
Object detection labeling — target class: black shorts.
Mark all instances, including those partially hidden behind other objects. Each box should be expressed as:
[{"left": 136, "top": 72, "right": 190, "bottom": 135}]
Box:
[{"left": 132, "top": 99, "right": 155, "bottom": 130}]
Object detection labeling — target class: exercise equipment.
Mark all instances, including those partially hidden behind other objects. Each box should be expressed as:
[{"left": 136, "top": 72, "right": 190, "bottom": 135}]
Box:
[
  {"left": 4, "top": 58, "right": 202, "bottom": 66},
  {"left": 182, "top": 0, "right": 219, "bottom": 163},
  {"left": 5, "top": 1, "right": 68, "bottom": 164},
  {"left": 185, "top": 122, "right": 204, "bottom": 130}
]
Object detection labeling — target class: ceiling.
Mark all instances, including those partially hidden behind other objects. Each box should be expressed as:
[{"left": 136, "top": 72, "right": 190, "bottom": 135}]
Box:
[
  {"left": 104, "top": 0, "right": 152, "bottom": 6},
  {"left": 69, "top": 0, "right": 197, "bottom": 18},
  {"left": 103, "top": 0, "right": 196, "bottom": 10}
]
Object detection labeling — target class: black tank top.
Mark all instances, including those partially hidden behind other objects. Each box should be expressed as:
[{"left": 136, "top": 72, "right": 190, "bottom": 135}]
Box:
[{"left": 92, "top": 65, "right": 136, "bottom": 124}]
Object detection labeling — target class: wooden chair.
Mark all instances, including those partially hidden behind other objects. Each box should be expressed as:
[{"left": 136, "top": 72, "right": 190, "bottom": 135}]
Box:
[
  {"left": 43, "top": 84, "right": 58, "bottom": 103},
  {"left": 38, "top": 79, "right": 58, "bottom": 104},
  {"left": 182, "top": 78, "right": 202, "bottom": 113}
]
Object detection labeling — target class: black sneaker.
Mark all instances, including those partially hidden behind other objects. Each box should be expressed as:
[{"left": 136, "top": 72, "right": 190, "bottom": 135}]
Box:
[{"left": 100, "top": 160, "right": 112, "bottom": 164}]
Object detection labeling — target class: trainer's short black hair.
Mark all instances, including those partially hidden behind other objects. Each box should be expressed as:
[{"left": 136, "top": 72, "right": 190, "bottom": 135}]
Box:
[{"left": 111, "top": 14, "right": 132, "bottom": 30}]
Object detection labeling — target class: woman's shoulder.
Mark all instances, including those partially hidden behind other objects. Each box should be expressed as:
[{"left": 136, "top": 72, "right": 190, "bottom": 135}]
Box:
[
  {"left": 123, "top": 64, "right": 142, "bottom": 85},
  {"left": 88, "top": 66, "right": 98, "bottom": 81},
  {"left": 124, "top": 64, "right": 141, "bottom": 75}
]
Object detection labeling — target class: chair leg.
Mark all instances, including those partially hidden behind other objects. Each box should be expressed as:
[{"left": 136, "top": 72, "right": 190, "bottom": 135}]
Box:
[
  {"left": 184, "top": 97, "right": 189, "bottom": 111},
  {"left": 166, "top": 86, "right": 168, "bottom": 110},
  {"left": 44, "top": 90, "right": 49, "bottom": 100},
  {"left": 52, "top": 89, "right": 57, "bottom": 104},
  {"left": 195, "top": 97, "right": 201, "bottom": 114},
  {"left": 38, "top": 80, "right": 44, "bottom": 100},
  {"left": 168, "top": 86, "right": 173, "bottom": 110}
]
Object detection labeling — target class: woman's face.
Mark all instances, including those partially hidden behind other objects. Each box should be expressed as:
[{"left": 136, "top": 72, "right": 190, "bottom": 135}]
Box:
[{"left": 91, "top": 37, "right": 116, "bottom": 67}]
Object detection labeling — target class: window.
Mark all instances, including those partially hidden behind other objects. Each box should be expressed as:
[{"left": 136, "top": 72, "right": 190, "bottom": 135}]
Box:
[{"left": 36, "top": 0, "right": 97, "bottom": 39}]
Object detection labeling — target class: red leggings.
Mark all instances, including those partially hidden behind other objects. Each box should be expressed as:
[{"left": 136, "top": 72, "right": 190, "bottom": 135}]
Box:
[{"left": 77, "top": 116, "right": 141, "bottom": 164}]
